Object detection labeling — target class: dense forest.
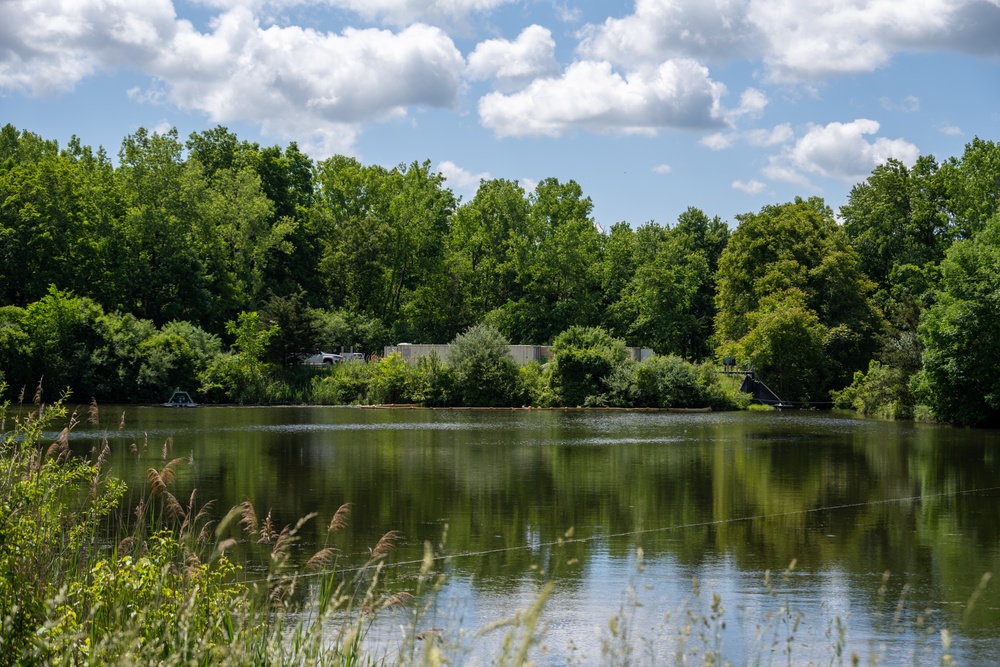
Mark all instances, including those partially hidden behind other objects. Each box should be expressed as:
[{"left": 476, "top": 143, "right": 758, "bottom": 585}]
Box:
[{"left": 1, "top": 124, "right": 998, "bottom": 422}]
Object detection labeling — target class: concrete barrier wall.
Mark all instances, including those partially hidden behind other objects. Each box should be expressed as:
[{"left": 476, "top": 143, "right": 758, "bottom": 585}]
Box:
[{"left": 384, "top": 344, "right": 652, "bottom": 365}]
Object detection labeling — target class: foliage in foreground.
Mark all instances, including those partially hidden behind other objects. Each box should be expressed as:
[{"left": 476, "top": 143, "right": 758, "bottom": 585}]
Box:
[{"left": 0, "top": 397, "right": 425, "bottom": 666}]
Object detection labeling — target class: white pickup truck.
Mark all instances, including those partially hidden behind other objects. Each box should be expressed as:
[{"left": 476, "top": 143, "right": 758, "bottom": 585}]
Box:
[{"left": 303, "top": 352, "right": 344, "bottom": 365}]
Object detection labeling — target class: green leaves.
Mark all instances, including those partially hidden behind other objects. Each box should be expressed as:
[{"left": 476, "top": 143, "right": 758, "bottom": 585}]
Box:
[
  {"left": 715, "top": 198, "right": 881, "bottom": 399},
  {"left": 915, "top": 215, "right": 1000, "bottom": 424},
  {"left": 449, "top": 324, "right": 520, "bottom": 407},
  {"left": 549, "top": 326, "right": 631, "bottom": 407}
]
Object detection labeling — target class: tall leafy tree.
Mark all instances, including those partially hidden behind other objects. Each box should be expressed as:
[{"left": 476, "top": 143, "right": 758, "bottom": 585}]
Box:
[
  {"left": 314, "top": 155, "right": 390, "bottom": 314},
  {"left": 914, "top": 214, "right": 1000, "bottom": 425},
  {"left": 21, "top": 287, "right": 106, "bottom": 398},
  {"left": 605, "top": 209, "right": 728, "bottom": 359},
  {"left": 446, "top": 178, "right": 531, "bottom": 328},
  {"left": 383, "top": 160, "right": 456, "bottom": 340},
  {"left": 838, "top": 156, "right": 949, "bottom": 415},
  {"left": 189, "top": 161, "right": 292, "bottom": 328},
  {"left": 114, "top": 128, "right": 211, "bottom": 325},
  {"left": 938, "top": 137, "right": 1000, "bottom": 242},
  {"left": 187, "top": 127, "right": 319, "bottom": 300},
  {"left": 841, "top": 156, "right": 948, "bottom": 293},
  {"left": 0, "top": 130, "right": 114, "bottom": 307},
  {"left": 715, "top": 197, "right": 881, "bottom": 396},
  {"left": 494, "top": 178, "right": 603, "bottom": 343},
  {"left": 314, "top": 157, "right": 455, "bottom": 339}
]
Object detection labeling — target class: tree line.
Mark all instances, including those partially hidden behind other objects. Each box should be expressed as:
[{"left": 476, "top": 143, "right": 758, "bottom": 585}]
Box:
[{"left": 1, "top": 124, "right": 998, "bottom": 422}]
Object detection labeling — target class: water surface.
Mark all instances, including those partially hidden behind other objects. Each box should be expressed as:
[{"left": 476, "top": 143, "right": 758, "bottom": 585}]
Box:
[{"left": 72, "top": 406, "right": 1000, "bottom": 664}]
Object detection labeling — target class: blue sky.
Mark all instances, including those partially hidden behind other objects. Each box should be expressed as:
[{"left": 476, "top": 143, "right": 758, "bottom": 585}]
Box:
[{"left": 2, "top": 0, "right": 998, "bottom": 229}]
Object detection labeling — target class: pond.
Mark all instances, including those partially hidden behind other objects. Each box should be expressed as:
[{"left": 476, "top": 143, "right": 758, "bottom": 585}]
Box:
[{"left": 72, "top": 405, "right": 1000, "bottom": 665}]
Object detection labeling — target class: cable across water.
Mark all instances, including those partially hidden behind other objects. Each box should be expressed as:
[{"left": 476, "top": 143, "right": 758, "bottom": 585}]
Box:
[{"left": 236, "top": 484, "right": 1000, "bottom": 587}]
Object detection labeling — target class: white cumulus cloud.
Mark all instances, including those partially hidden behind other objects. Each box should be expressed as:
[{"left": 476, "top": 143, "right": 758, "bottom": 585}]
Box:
[
  {"left": 576, "top": 0, "right": 1000, "bottom": 82},
  {"left": 478, "top": 59, "right": 726, "bottom": 137},
  {"left": 577, "top": 0, "right": 761, "bottom": 65},
  {"left": 190, "top": 0, "right": 517, "bottom": 26},
  {"left": 764, "top": 119, "right": 920, "bottom": 186},
  {"left": 701, "top": 132, "right": 735, "bottom": 150},
  {"left": 0, "top": 0, "right": 180, "bottom": 95},
  {"left": 939, "top": 122, "right": 964, "bottom": 136},
  {"left": 732, "top": 179, "right": 766, "bottom": 194},
  {"left": 745, "top": 123, "right": 793, "bottom": 147},
  {"left": 0, "top": 1, "right": 466, "bottom": 156},
  {"left": 700, "top": 123, "right": 791, "bottom": 150},
  {"left": 466, "top": 25, "right": 559, "bottom": 88},
  {"left": 438, "top": 160, "right": 490, "bottom": 193}
]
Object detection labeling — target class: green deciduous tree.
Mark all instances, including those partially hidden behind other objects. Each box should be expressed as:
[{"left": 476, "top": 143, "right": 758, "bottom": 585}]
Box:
[
  {"left": 21, "top": 286, "right": 106, "bottom": 398},
  {"left": 715, "top": 198, "right": 881, "bottom": 397},
  {"left": 0, "top": 134, "right": 113, "bottom": 307},
  {"left": 115, "top": 128, "right": 212, "bottom": 325},
  {"left": 314, "top": 158, "right": 456, "bottom": 340},
  {"left": 841, "top": 156, "right": 948, "bottom": 291},
  {"left": 938, "top": 137, "right": 1000, "bottom": 242},
  {"left": 729, "top": 290, "right": 827, "bottom": 402},
  {"left": 200, "top": 311, "right": 278, "bottom": 403},
  {"left": 913, "top": 215, "right": 1000, "bottom": 425},
  {"left": 446, "top": 178, "right": 531, "bottom": 328},
  {"left": 488, "top": 178, "right": 603, "bottom": 343},
  {"left": 605, "top": 209, "right": 728, "bottom": 359}
]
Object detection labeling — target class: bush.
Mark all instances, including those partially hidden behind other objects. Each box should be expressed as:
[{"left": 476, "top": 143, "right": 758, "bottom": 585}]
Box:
[
  {"left": 449, "top": 324, "right": 522, "bottom": 407},
  {"left": 832, "top": 360, "right": 915, "bottom": 419},
  {"left": 412, "top": 351, "right": 456, "bottom": 407},
  {"left": 138, "top": 320, "right": 223, "bottom": 401},
  {"left": 367, "top": 354, "right": 419, "bottom": 404},
  {"left": 21, "top": 286, "right": 106, "bottom": 398},
  {"left": 0, "top": 306, "right": 28, "bottom": 395},
  {"left": 310, "top": 357, "right": 376, "bottom": 405},
  {"left": 199, "top": 312, "right": 278, "bottom": 404},
  {"left": 519, "top": 362, "right": 556, "bottom": 407},
  {"left": 549, "top": 326, "right": 631, "bottom": 407},
  {"left": 635, "top": 355, "right": 705, "bottom": 408},
  {"left": 0, "top": 395, "right": 402, "bottom": 665}
]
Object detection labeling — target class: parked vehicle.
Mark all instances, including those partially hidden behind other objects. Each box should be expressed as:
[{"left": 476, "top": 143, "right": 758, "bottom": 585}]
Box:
[
  {"left": 341, "top": 352, "right": 365, "bottom": 362},
  {"left": 303, "top": 352, "right": 344, "bottom": 366}
]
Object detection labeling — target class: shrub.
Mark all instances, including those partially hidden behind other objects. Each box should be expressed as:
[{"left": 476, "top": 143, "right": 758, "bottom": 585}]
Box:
[
  {"left": 135, "top": 320, "right": 222, "bottom": 401},
  {"left": 519, "top": 362, "right": 555, "bottom": 407},
  {"left": 549, "top": 326, "right": 631, "bottom": 407},
  {"left": 832, "top": 361, "right": 914, "bottom": 419},
  {"left": 413, "top": 350, "right": 456, "bottom": 407},
  {"left": 367, "top": 354, "right": 418, "bottom": 404},
  {"left": 21, "top": 286, "right": 106, "bottom": 398},
  {"left": 635, "top": 355, "right": 705, "bottom": 408},
  {"left": 310, "top": 358, "right": 375, "bottom": 405},
  {"left": 449, "top": 324, "right": 521, "bottom": 407},
  {"left": 199, "top": 312, "right": 278, "bottom": 404}
]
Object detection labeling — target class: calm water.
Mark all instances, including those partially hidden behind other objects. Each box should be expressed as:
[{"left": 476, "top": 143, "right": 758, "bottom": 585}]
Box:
[{"left": 70, "top": 406, "right": 1000, "bottom": 665}]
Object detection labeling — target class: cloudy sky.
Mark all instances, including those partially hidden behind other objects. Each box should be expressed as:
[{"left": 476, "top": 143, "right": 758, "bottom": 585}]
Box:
[{"left": 2, "top": 0, "right": 999, "bottom": 228}]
